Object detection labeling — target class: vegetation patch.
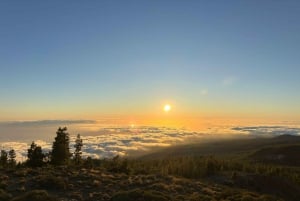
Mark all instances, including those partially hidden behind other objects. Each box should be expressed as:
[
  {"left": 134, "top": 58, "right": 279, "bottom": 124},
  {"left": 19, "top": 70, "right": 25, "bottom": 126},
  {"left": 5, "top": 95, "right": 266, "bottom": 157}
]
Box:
[
  {"left": 0, "top": 189, "right": 11, "bottom": 201},
  {"left": 10, "top": 190, "right": 58, "bottom": 201},
  {"left": 111, "top": 189, "right": 170, "bottom": 201},
  {"left": 36, "top": 175, "right": 66, "bottom": 190}
]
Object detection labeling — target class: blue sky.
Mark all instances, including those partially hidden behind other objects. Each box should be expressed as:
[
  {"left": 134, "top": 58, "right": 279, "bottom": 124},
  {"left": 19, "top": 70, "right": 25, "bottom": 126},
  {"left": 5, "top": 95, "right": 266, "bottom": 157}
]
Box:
[{"left": 0, "top": 0, "right": 300, "bottom": 121}]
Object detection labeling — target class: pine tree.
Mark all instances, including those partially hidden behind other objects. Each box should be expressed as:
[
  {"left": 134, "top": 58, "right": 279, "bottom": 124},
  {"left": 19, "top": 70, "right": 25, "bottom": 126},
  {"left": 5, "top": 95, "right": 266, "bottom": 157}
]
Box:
[
  {"left": 27, "top": 141, "right": 44, "bottom": 167},
  {"left": 8, "top": 149, "right": 16, "bottom": 167},
  {"left": 74, "top": 134, "right": 83, "bottom": 165},
  {"left": 0, "top": 150, "right": 8, "bottom": 167},
  {"left": 51, "top": 127, "right": 71, "bottom": 165}
]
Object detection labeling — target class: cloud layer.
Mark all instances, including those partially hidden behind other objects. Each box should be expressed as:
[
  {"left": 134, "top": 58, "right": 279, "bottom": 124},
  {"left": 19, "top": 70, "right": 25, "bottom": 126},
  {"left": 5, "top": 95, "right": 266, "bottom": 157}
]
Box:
[
  {"left": 79, "top": 127, "right": 205, "bottom": 159},
  {"left": 0, "top": 126, "right": 207, "bottom": 162},
  {"left": 232, "top": 126, "right": 300, "bottom": 136},
  {"left": 1, "top": 119, "right": 299, "bottom": 162}
]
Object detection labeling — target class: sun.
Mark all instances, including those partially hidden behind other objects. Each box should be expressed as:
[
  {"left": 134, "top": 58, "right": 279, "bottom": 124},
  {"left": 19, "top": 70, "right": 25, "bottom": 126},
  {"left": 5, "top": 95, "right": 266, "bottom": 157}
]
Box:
[{"left": 164, "top": 104, "right": 171, "bottom": 112}]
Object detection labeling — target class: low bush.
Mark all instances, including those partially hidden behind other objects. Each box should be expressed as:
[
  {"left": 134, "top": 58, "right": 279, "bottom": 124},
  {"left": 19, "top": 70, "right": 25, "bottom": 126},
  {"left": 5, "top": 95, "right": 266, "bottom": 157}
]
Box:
[
  {"left": 111, "top": 189, "right": 170, "bottom": 201},
  {"left": 11, "top": 190, "right": 58, "bottom": 201},
  {"left": 0, "top": 189, "right": 11, "bottom": 201},
  {"left": 37, "top": 175, "right": 66, "bottom": 190}
]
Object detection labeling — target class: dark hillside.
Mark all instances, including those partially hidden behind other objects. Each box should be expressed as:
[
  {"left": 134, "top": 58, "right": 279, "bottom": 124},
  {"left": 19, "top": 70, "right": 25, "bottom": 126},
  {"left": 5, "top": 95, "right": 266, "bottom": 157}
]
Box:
[
  {"left": 141, "top": 135, "right": 300, "bottom": 160},
  {"left": 250, "top": 144, "right": 300, "bottom": 166}
]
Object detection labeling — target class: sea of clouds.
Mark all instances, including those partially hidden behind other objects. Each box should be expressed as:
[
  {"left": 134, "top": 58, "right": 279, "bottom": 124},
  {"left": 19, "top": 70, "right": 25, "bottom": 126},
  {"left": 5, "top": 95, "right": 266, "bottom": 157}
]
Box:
[{"left": 0, "top": 119, "right": 299, "bottom": 162}]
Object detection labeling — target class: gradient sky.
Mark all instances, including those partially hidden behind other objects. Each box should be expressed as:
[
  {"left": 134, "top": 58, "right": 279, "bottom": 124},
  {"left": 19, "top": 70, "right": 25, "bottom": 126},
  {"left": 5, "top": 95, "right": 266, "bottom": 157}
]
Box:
[{"left": 0, "top": 1, "right": 300, "bottom": 121}]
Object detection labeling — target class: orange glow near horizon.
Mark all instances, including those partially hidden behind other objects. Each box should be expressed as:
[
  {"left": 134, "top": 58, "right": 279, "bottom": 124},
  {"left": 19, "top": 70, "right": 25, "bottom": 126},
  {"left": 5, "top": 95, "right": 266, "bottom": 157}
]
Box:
[{"left": 87, "top": 114, "right": 300, "bottom": 132}]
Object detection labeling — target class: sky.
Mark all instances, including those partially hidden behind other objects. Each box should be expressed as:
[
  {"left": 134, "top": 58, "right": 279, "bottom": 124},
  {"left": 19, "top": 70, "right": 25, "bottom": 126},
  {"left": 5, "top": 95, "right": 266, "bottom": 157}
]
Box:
[{"left": 0, "top": 0, "right": 300, "bottom": 123}]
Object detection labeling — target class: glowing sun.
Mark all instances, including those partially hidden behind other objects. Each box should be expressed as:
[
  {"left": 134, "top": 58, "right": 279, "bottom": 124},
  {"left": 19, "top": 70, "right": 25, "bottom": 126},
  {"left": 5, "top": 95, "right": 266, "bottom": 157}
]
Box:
[{"left": 164, "top": 104, "right": 171, "bottom": 112}]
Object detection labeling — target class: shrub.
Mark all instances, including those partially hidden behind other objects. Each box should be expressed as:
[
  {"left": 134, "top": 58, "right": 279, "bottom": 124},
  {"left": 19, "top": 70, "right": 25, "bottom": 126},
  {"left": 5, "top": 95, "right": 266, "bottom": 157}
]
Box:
[
  {"left": 189, "top": 192, "right": 205, "bottom": 201},
  {"left": 111, "top": 189, "right": 169, "bottom": 201},
  {"left": 11, "top": 190, "right": 58, "bottom": 201},
  {"left": 0, "top": 189, "right": 11, "bottom": 201},
  {"left": 0, "top": 181, "right": 7, "bottom": 190},
  {"left": 257, "top": 194, "right": 278, "bottom": 201},
  {"left": 241, "top": 194, "right": 255, "bottom": 201},
  {"left": 37, "top": 175, "right": 66, "bottom": 190}
]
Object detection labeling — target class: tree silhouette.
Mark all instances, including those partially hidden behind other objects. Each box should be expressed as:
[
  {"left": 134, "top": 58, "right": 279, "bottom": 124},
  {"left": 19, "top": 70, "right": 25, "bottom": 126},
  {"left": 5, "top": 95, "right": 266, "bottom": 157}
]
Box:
[
  {"left": 74, "top": 134, "right": 83, "bottom": 165},
  {"left": 0, "top": 150, "right": 8, "bottom": 167},
  {"left": 51, "top": 127, "right": 71, "bottom": 165},
  {"left": 8, "top": 149, "right": 16, "bottom": 167},
  {"left": 27, "top": 141, "right": 44, "bottom": 167}
]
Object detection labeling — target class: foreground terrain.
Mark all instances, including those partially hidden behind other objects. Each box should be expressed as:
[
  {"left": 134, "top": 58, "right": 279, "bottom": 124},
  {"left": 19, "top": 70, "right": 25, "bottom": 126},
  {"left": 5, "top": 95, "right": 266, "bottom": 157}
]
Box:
[{"left": 1, "top": 134, "right": 300, "bottom": 201}]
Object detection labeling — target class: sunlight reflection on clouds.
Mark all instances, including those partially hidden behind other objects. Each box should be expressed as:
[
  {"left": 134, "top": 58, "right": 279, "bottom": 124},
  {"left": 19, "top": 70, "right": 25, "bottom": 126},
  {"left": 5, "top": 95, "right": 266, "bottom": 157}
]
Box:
[
  {"left": 0, "top": 126, "right": 206, "bottom": 161},
  {"left": 1, "top": 123, "right": 300, "bottom": 162}
]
